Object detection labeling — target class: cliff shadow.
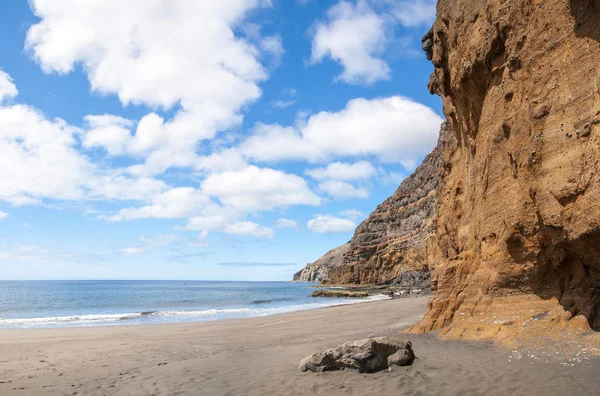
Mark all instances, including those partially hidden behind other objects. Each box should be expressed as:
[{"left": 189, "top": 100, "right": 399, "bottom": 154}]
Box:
[
  {"left": 570, "top": 0, "right": 600, "bottom": 42},
  {"left": 507, "top": 227, "right": 600, "bottom": 332}
]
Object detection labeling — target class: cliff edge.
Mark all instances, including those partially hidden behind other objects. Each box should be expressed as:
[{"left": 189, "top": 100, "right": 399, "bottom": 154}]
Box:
[
  {"left": 293, "top": 243, "right": 350, "bottom": 282},
  {"left": 325, "top": 122, "right": 452, "bottom": 286},
  {"left": 410, "top": 0, "right": 600, "bottom": 346}
]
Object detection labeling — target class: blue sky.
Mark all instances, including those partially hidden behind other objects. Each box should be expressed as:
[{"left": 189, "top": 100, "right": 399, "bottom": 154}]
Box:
[{"left": 0, "top": 0, "right": 442, "bottom": 281}]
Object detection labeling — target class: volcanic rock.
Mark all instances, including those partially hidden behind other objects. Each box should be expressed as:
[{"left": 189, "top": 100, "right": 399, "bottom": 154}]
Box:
[
  {"left": 409, "top": 0, "right": 600, "bottom": 344},
  {"left": 299, "top": 337, "right": 415, "bottom": 373},
  {"left": 293, "top": 244, "right": 350, "bottom": 282},
  {"left": 311, "top": 290, "right": 369, "bottom": 298},
  {"left": 324, "top": 123, "right": 452, "bottom": 286}
]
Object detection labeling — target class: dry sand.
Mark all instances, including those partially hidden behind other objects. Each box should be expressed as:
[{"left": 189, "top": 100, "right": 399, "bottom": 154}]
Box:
[{"left": 1, "top": 297, "right": 599, "bottom": 396}]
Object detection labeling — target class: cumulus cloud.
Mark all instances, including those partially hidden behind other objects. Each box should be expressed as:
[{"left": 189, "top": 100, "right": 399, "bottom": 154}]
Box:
[
  {"left": 0, "top": 211, "right": 8, "bottom": 219},
  {"left": 0, "top": 71, "right": 18, "bottom": 102},
  {"left": 106, "top": 165, "right": 320, "bottom": 238},
  {"left": 318, "top": 180, "right": 369, "bottom": 199},
  {"left": 223, "top": 221, "right": 275, "bottom": 239},
  {"left": 201, "top": 165, "right": 321, "bottom": 212},
  {"left": 82, "top": 115, "right": 134, "bottom": 156},
  {"left": 0, "top": 102, "right": 165, "bottom": 206},
  {"left": 242, "top": 96, "right": 443, "bottom": 167},
  {"left": 310, "top": 0, "right": 390, "bottom": 85},
  {"left": 309, "top": 0, "right": 436, "bottom": 85},
  {"left": 306, "top": 161, "right": 377, "bottom": 181},
  {"left": 102, "top": 188, "right": 211, "bottom": 222},
  {"left": 274, "top": 218, "right": 298, "bottom": 228},
  {"left": 307, "top": 215, "right": 356, "bottom": 233},
  {"left": 26, "top": 0, "right": 279, "bottom": 176}
]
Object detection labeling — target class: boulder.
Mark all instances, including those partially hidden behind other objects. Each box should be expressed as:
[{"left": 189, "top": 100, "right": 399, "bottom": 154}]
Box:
[{"left": 299, "top": 337, "right": 415, "bottom": 373}]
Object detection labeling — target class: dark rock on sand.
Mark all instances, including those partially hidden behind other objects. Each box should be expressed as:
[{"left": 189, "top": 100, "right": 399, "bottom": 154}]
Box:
[
  {"left": 311, "top": 290, "right": 368, "bottom": 298},
  {"left": 299, "top": 337, "right": 415, "bottom": 373}
]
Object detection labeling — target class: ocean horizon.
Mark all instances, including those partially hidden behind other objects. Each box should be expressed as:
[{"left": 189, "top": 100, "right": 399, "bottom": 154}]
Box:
[{"left": 0, "top": 280, "right": 389, "bottom": 329}]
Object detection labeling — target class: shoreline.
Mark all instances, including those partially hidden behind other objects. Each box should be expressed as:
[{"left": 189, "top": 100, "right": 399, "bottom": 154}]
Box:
[
  {"left": 0, "top": 297, "right": 401, "bottom": 335},
  {"left": 0, "top": 293, "right": 393, "bottom": 331},
  {"left": 2, "top": 297, "right": 600, "bottom": 395}
]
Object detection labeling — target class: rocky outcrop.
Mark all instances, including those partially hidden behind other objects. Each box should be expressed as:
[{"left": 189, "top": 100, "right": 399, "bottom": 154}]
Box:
[
  {"left": 293, "top": 243, "right": 349, "bottom": 282},
  {"left": 299, "top": 337, "right": 415, "bottom": 373},
  {"left": 311, "top": 289, "right": 369, "bottom": 298},
  {"left": 409, "top": 0, "right": 600, "bottom": 345},
  {"left": 324, "top": 123, "right": 452, "bottom": 285}
]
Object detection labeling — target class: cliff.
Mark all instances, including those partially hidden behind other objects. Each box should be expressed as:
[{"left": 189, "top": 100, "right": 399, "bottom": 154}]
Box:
[
  {"left": 324, "top": 123, "right": 452, "bottom": 286},
  {"left": 409, "top": 0, "right": 600, "bottom": 345},
  {"left": 293, "top": 243, "right": 349, "bottom": 282}
]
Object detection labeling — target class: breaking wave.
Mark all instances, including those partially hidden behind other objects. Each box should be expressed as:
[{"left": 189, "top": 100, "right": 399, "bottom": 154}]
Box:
[{"left": 0, "top": 294, "right": 391, "bottom": 328}]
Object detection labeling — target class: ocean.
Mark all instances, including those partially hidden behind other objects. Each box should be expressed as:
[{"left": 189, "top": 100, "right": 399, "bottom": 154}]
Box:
[{"left": 0, "top": 280, "right": 389, "bottom": 329}]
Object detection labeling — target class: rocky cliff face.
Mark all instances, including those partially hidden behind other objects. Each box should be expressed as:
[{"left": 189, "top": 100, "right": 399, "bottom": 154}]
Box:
[
  {"left": 293, "top": 244, "right": 349, "bottom": 282},
  {"left": 324, "top": 123, "right": 452, "bottom": 286},
  {"left": 410, "top": 0, "right": 600, "bottom": 345}
]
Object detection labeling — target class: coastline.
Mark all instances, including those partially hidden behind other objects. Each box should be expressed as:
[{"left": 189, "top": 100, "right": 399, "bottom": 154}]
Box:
[
  {"left": 2, "top": 297, "right": 600, "bottom": 396},
  {"left": 0, "top": 292, "right": 392, "bottom": 330}
]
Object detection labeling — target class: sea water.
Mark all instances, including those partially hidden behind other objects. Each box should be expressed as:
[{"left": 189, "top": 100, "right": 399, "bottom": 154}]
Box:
[{"left": 0, "top": 280, "right": 389, "bottom": 328}]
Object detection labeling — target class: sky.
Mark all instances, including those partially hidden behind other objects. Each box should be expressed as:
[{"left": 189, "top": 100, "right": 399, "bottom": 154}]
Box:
[{"left": 0, "top": 0, "right": 442, "bottom": 281}]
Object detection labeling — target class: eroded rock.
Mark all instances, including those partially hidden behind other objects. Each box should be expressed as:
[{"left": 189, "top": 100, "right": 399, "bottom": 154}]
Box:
[
  {"left": 311, "top": 290, "right": 368, "bottom": 298},
  {"left": 299, "top": 337, "right": 415, "bottom": 373}
]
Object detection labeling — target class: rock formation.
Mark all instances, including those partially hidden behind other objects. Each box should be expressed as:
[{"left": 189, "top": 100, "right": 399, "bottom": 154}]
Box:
[
  {"left": 311, "top": 289, "right": 369, "bottom": 298},
  {"left": 298, "top": 0, "right": 600, "bottom": 346},
  {"left": 325, "top": 123, "right": 452, "bottom": 286},
  {"left": 294, "top": 123, "right": 451, "bottom": 286},
  {"left": 293, "top": 243, "right": 349, "bottom": 282},
  {"left": 409, "top": 0, "right": 600, "bottom": 345},
  {"left": 299, "top": 337, "right": 415, "bottom": 373}
]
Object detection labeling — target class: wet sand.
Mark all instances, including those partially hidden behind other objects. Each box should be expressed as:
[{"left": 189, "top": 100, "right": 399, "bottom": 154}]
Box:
[{"left": 1, "top": 297, "right": 599, "bottom": 395}]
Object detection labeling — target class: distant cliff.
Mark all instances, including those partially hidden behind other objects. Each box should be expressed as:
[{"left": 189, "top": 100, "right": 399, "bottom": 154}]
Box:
[
  {"left": 293, "top": 244, "right": 349, "bottom": 282},
  {"left": 293, "top": 122, "right": 452, "bottom": 286},
  {"left": 326, "top": 122, "right": 451, "bottom": 285}
]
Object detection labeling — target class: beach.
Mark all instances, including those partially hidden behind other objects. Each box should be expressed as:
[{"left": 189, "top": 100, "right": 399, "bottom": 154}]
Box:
[{"left": 1, "top": 297, "right": 599, "bottom": 396}]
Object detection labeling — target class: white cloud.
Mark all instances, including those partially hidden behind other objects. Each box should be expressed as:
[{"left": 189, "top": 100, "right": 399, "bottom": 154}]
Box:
[
  {"left": 26, "top": 0, "right": 279, "bottom": 176},
  {"left": 198, "top": 230, "right": 209, "bottom": 241},
  {"left": 307, "top": 215, "right": 356, "bottom": 233},
  {"left": 338, "top": 209, "right": 365, "bottom": 219},
  {"left": 223, "top": 221, "right": 275, "bottom": 239},
  {"left": 201, "top": 165, "right": 321, "bottom": 212},
  {"left": 105, "top": 165, "right": 320, "bottom": 239},
  {"left": 319, "top": 180, "right": 369, "bottom": 199},
  {"left": 272, "top": 100, "right": 297, "bottom": 109},
  {"left": 0, "top": 71, "right": 18, "bottom": 102},
  {"left": 82, "top": 114, "right": 133, "bottom": 156},
  {"left": 306, "top": 160, "right": 376, "bottom": 181},
  {"left": 119, "top": 247, "right": 147, "bottom": 256},
  {"left": 103, "top": 188, "right": 211, "bottom": 222},
  {"left": 120, "top": 233, "right": 179, "bottom": 255},
  {"left": 0, "top": 104, "right": 88, "bottom": 205},
  {"left": 241, "top": 123, "right": 324, "bottom": 163},
  {"left": 0, "top": 73, "right": 168, "bottom": 207},
  {"left": 0, "top": 211, "right": 8, "bottom": 219},
  {"left": 274, "top": 218, "right": 298, "bottom": 228},
  {"left": 242, "top": 96, "right": 442, "bottom": 166},
  {"left": 309, "top": 0, "right": 436, "bottom": 85},
  {"left": 310, "top": 0, "right": 390, "bottom": 85}
]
